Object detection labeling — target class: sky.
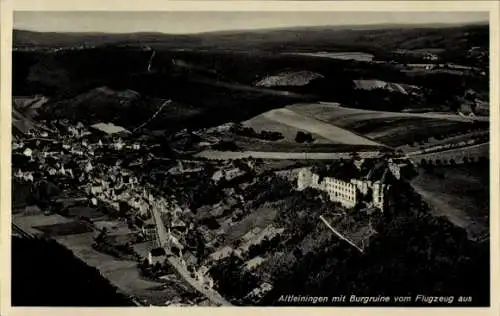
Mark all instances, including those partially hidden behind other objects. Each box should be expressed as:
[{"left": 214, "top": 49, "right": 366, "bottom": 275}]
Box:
[{"left": 14, "top": 11, "right": 488, "bottom": 34}]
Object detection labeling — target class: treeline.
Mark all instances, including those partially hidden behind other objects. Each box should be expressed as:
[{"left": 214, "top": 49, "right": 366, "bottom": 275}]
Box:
[{"left": 257, "top": 181, "right": 490, "bottom": 306}]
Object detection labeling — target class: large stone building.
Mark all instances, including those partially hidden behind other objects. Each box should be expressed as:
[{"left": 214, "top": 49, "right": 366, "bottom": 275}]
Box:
[
  {"left": 297, "top": 158, "right": 412, "bottom": 212},
  {"left": 298, "top": 169, "right": 359, "bottom": 208}
]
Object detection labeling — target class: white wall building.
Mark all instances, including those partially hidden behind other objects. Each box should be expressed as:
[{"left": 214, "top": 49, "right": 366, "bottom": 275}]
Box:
[
  {"left": 297, "top": 161, "right": 398, "bottom": 212},
  {"left": 297, "top": 168, "right": 358, "bottom": 209}
]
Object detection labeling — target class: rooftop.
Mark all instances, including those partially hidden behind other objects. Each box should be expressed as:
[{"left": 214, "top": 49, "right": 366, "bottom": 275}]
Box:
[{"left": 90, "top": 122, "right": 131, "bottom": 135}]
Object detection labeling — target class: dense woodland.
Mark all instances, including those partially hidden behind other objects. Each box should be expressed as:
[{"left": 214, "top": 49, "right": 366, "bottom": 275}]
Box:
[
  {"left": 207, "top": 177, "right": 490, "bottom": 306},
  {"left": 13, "top": 23, "right": 488, "bottom": 132}
]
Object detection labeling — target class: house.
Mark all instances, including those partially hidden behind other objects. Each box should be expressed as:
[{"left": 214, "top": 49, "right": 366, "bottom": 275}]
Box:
[
  {"left": 23, "top": 147, "right": 33, "bottom": 157},
  {"left": 209, "top": 246, "right": 234, "bottom": 262},
  {"left": 132, "top": 143, "right": 141, "bottom": 150},
  {"left": 148, "top": 247, "right": 167, "bottom": 266},
  {"left": 142, "top": 223, "right": 157, "bottom": 240},
  {"left": 212, "top": 167, "right": 245, "bottom": 182},
  {"left": 90, "top": 122, "right": 131, "bottom": 136},
  {"left": 423, "top": 53, "right": 439, "bottom": 61}
]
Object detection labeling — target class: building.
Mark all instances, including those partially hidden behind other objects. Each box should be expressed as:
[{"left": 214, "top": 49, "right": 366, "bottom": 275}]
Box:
[
  {"left": 297, "top": 159, "right": 405, "bottom": 212},
  {"left": 298, "top": 168, "right": 358, "bottom": 209},
  {"left": 387, "top": 158, "right": 414, "bottom": 180},
  {"left": 423, "top": 53, "right": 439, "bottom": 61},
  {"left": 142, "top": 223, "right": 157, "bottom": 240},
  {"left": 90, "top": 122, "right": 131, "bottom": 137},
  {"left": 148, "top": 247, "right": 167, "bottom": 266},
  {"left": 212, "top": 167, "right": 246, "bottom": 183}
]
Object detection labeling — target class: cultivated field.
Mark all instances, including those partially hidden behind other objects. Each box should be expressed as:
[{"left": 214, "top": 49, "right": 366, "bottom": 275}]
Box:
[
  {"left": 287, "top": 103, "right": 488, "bottom": 147},
  {"left": 243, "top": 114, "right": 332, "bottom": 144},
  {"left": 410, "top": 142, "right": 489, "bottom": 162},
  {"left": 257, "top": 108, "right": 383, "bottom": 146},
  {"left": 411, "top": 164, "right": 489, "bottom": 241},
  {"left": 34, "top": 221, "right": 94, "bottom": 237},
  {"left": 283, "top": 52, "right": 374, "bottom": 62},
  {"left": 195, "top": 150, "right": 381, "bottom": 160}
]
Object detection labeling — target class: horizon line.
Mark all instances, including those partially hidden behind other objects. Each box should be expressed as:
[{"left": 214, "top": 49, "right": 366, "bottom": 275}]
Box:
[{"left": 13, "top": 20, "right": 489, "bottom": 36}]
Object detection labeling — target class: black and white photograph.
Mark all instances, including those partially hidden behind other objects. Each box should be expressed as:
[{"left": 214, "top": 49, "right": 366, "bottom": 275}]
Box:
[{"left": 8, "top": 9, "right": 494, "bottom": 309}]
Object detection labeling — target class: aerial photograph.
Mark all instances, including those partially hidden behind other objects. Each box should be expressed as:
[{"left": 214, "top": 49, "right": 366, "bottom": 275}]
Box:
[{"left": 10, "top": 11, "right": 490, "bottom": 307}]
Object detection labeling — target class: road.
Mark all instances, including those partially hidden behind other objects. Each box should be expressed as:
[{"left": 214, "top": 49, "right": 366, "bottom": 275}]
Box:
[
  {"left": 195, "top": 150, "right": 382, "bottom": 160},
  {"left": 167, "top": 256, "right": 231, "bottom": 306},
  {"left": 149, "top": 202, "right": 232, "bottom": 306}
]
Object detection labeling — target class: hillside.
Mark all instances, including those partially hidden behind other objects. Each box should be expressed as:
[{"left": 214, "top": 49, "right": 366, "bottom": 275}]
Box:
[{"left": 14, "top": 23, "right": 488, "bottom": 53}]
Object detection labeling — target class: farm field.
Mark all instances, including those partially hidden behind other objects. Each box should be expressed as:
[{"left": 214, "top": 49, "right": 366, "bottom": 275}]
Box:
[
  {"left": 243, "top": 114, "right": 332, "bottom": 144},
  {"left": 411, "top": 164, "right": 489, "bottom": 241},
  {"left": 34, "top": 221, "right": 94, "bottom": 237},
  {"left": 410, "top": 142, "right": 489, "bottom": 162},
  {"left": 287, "top": 103, "right": 487, "bottom": 147},
  {"left": 287, "top": 102, "right": 487, "bottom": 124},
  {"left": 223, "top": 203, "right": 279, "bottom": 245},
  {"left": 232, "top": 137, "right": 383, "bottom": 153},
  {"left": 261, "top": 108, "right": 383, "bottom": 146},
  {"left": 195, "top": 150, "right": 381, "bottom": 160},
  {"left": 282, "top": 51, "right": 374, "bottom": 62},
  {"left": 13, "top": 213, "right": 74, "bottom": 236}
]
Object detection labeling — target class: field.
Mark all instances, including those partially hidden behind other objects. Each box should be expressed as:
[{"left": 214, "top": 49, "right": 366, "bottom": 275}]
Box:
[
  {"left": 34, "top": 221, "right": 94, "bottom": 237},
  {"left": 223, "top": 203, "right": 279, "bottom": 244},
  {"left": 411, "top": 142, "right": 489, "bottom": 162},
  {"left": 411, "top": 164, "right": 489, "bottom": 241},
  {"left": 13, "top": 213, "right": 74, "bottom": 235},
  {"left": 283, "top": 52, "right": 374, "bottom": 62},
  {"left": 287, "top": 103, "right": 486, "bottom": 147},
  {"left": 67, "top": 206, "right": 107, "bottom": 220},
  {"left": 261, "top": 108, "right": 383, "bottom": 146},
  {"left": 243, "top": 114, "right": 332, "bottom": 144}
]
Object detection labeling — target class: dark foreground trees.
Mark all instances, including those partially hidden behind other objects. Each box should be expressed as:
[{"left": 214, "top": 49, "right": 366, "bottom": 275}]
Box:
[{"left": 257, "top": 181, "right": 490, "bottom": 307}]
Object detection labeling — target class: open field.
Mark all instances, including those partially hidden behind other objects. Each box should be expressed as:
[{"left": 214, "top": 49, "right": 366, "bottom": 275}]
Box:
[
  {"left": 287, "top": 103, "right": 488, "bottom": 147},
  {"left": 34, "top": 221, "right": 94, "bottom": 237},
  {"left": 411, "top": 164, "right": 489, "bottom": 240},
  {"left": 287, "top": 102, "right": 488, "bottom": 125},
  {"left": 223, "top": 203, "right": 279, "bottom": 244},
  {"left": 232, "top": 137, "right": 383, "bottom": 153},
  {"left": 13, "top": 213, "right": 74, "bottom": 236},
  {"left": 282, "top": 52, "right": 374, "bottom": 62},
  {"left": 410, "top": 142, "right": 489, "bottom": 162},
  {"left": 344, "top": 117, "right": 477, "bottom": 147},
  {"left": 195, "top": 150, "right": 382, "bottom": 160},
  {"left": 67, "top": 206, "right": 107, "bottom": 220},
  {"left": 260, "top": 108, "right": 383, "bottom": 146},
  {"left": 243, "top": 114, "right": 332, "bottom": 144},
  {"left": 55, "top": 232, "right": 199, "bottom": 305}
]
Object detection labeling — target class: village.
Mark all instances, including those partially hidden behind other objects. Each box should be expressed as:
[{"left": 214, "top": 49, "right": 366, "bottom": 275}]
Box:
[{"left": 12, "top": 115, "right": 419, "bottom": 305}]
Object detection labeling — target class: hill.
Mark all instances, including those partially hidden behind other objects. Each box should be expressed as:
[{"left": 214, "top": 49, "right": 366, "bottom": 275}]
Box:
[{"left": 14, "top": 23, "right": 488, "bottom": 53}]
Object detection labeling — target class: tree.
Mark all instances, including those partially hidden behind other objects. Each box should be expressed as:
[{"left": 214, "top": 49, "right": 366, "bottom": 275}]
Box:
[{"left": 94, "top": 228, "right": 108, "bottom": 244}]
